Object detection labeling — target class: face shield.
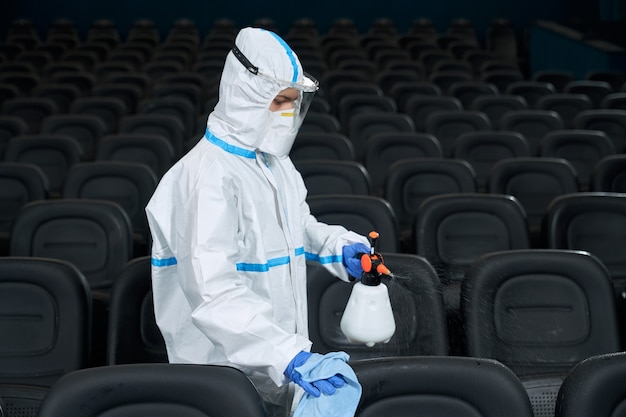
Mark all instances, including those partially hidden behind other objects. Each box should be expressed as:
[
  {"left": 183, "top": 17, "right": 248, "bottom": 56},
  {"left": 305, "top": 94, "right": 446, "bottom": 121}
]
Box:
[{"left": 232, "top": 44, "right": 319, "bottom": 130}]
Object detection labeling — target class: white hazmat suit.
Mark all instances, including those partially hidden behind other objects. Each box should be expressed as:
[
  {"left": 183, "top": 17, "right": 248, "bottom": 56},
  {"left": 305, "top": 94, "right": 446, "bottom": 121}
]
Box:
[{"left": 145, "top": 27, "right": 368, "bottom": 414}]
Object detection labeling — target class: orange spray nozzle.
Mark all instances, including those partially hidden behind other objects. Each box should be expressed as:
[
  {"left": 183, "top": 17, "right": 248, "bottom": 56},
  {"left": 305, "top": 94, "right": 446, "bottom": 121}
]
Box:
[{"left": 376, "top": 262, "right": 393, "bottom": 277}]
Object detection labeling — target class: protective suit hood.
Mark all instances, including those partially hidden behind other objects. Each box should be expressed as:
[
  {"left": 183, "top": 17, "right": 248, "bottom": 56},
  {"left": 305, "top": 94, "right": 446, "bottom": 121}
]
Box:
[{"left": 207, "top": 27, "right": 315, "bottom": 157}]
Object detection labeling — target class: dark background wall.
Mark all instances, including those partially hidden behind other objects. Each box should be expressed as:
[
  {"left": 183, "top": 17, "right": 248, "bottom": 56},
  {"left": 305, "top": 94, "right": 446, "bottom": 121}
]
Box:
[{"left": 2, "top": 0, "right": 591, "bottom": 39}]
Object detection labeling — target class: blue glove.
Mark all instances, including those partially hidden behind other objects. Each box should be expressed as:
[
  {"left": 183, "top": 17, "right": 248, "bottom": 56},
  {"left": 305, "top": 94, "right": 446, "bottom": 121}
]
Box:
[
  {"left": 291, "top": 351, "right": 362, "bottom": 417},
  {"left": 285, "top": 351, "right": 346, "bottom": 397},
  {"left": 342, "top": 243, "right": 370, "bottom": 279}
]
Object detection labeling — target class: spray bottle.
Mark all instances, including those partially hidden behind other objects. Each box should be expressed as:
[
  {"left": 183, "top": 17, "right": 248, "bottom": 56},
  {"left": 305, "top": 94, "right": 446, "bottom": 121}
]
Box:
[{"left": 340, "top": 231, "right": 396, "bottom": 347}]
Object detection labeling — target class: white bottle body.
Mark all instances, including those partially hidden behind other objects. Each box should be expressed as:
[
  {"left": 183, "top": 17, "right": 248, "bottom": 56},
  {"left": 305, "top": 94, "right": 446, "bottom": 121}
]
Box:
[{"left": 340, "top": 281, "right": 396, "bottom": 347}]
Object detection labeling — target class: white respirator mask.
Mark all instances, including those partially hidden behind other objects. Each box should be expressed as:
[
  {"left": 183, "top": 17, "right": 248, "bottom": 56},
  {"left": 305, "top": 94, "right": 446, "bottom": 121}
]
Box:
[{"left": 264, "top": 107, "right": 297, "bottom": 156}]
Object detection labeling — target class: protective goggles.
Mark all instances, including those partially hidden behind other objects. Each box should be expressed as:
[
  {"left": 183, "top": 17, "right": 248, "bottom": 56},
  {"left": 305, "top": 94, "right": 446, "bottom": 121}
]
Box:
[{"left": 232, "top": 45, "right": 319, "bottom": 93}]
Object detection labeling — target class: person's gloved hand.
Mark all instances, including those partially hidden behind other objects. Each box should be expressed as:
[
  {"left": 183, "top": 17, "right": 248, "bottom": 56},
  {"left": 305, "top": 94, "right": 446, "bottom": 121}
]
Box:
[
  {"left": 285, "top": 351, "right": 346, "bottom": 397},
  {"left": 342, "top": 243, "right": 370, "bottom": 279}
]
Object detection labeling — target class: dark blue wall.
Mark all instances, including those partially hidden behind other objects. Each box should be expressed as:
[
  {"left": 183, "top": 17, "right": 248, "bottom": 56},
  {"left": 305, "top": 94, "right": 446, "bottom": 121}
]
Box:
[{"left": 4, "top": 0, "right": 570, "bottom": 39}]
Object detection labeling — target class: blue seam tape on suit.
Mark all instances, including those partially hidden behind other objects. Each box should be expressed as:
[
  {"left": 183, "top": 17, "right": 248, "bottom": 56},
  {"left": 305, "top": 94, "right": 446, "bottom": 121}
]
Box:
[
  {"left": 152, "top": 247, "right": 342, "bottom": 270},
  {"left": 205, "top": 129, "right": 256, "bottom": 159}
]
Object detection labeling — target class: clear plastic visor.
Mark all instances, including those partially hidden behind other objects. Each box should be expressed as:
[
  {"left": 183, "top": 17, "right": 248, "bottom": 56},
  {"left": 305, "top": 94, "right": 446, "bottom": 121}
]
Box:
[
  {"left": 256, "top": 70, "right": 319, "bottom": 93},
  {"left": 294, "top": 83, "right": 317, "bottom": 129},
  {"left": 273, "top": 85, "right": 316, "bottom": 131}
]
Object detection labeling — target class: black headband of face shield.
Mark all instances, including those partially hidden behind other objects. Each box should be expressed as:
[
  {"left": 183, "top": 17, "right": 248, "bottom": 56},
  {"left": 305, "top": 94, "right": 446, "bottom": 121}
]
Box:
[
  {"left": 231, "top": 45, "right": 259, "bottom": 75},
  {"left": 231, "top": 44, "right": 319, "bottom": 94}
]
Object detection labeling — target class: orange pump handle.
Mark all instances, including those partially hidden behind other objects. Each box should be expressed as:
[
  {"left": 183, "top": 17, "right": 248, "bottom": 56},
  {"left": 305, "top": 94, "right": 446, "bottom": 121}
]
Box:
[{"left": 361, "top": 254, "right": 372, "bottom": 272}]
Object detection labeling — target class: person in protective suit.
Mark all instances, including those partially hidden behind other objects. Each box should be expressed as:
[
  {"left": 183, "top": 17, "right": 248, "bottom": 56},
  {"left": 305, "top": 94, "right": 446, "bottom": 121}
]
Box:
[{"left": 145, "top": 27, "right": 370, "bottom": 417}]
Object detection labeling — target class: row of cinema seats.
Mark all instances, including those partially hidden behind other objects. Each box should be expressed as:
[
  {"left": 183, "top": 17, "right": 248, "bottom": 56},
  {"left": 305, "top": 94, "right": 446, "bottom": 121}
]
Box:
[
  {"left": 299, "top": 96, "right": 626, "bottom": 164},
  {"left": 307, "top": 190, "right": 626, "bottom": 347},
  {"left": 0, "top": 160, "right": 158, "bottom": 258},
  {"left": 295, "top": 139, "right": 626, "bottom": 239},
  {"left": 3, "top": 143, "right": 626, "bottom": 312},
  {"left": 2, "top": 99, "right": 624, "bottom": 200},
  {"left": 6, "top": 81, "right": 623, "bottom": 169},
  {"left": 0, "top": 250, "right": 624, "bottom": 416},
  {"left": 2, "top": 106, "right": 625, "bottom": 247},
  {"left": 0, "top": 352, "right": 622, "bottom": 417},
  {"left": 5, "top": 164, "right": 626, "bottom": 308},
  {"left": 2, "top": 154, "right": 626, "bottom": 312},
  {"left": 3, "top": 135, "right": 626, "bottom": 258},
  {"left": 2, "top": 65, "right": 624, "bottom": 166},
  {"left": 3, "top": 353, "right": 626, "bottom": 417}
]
